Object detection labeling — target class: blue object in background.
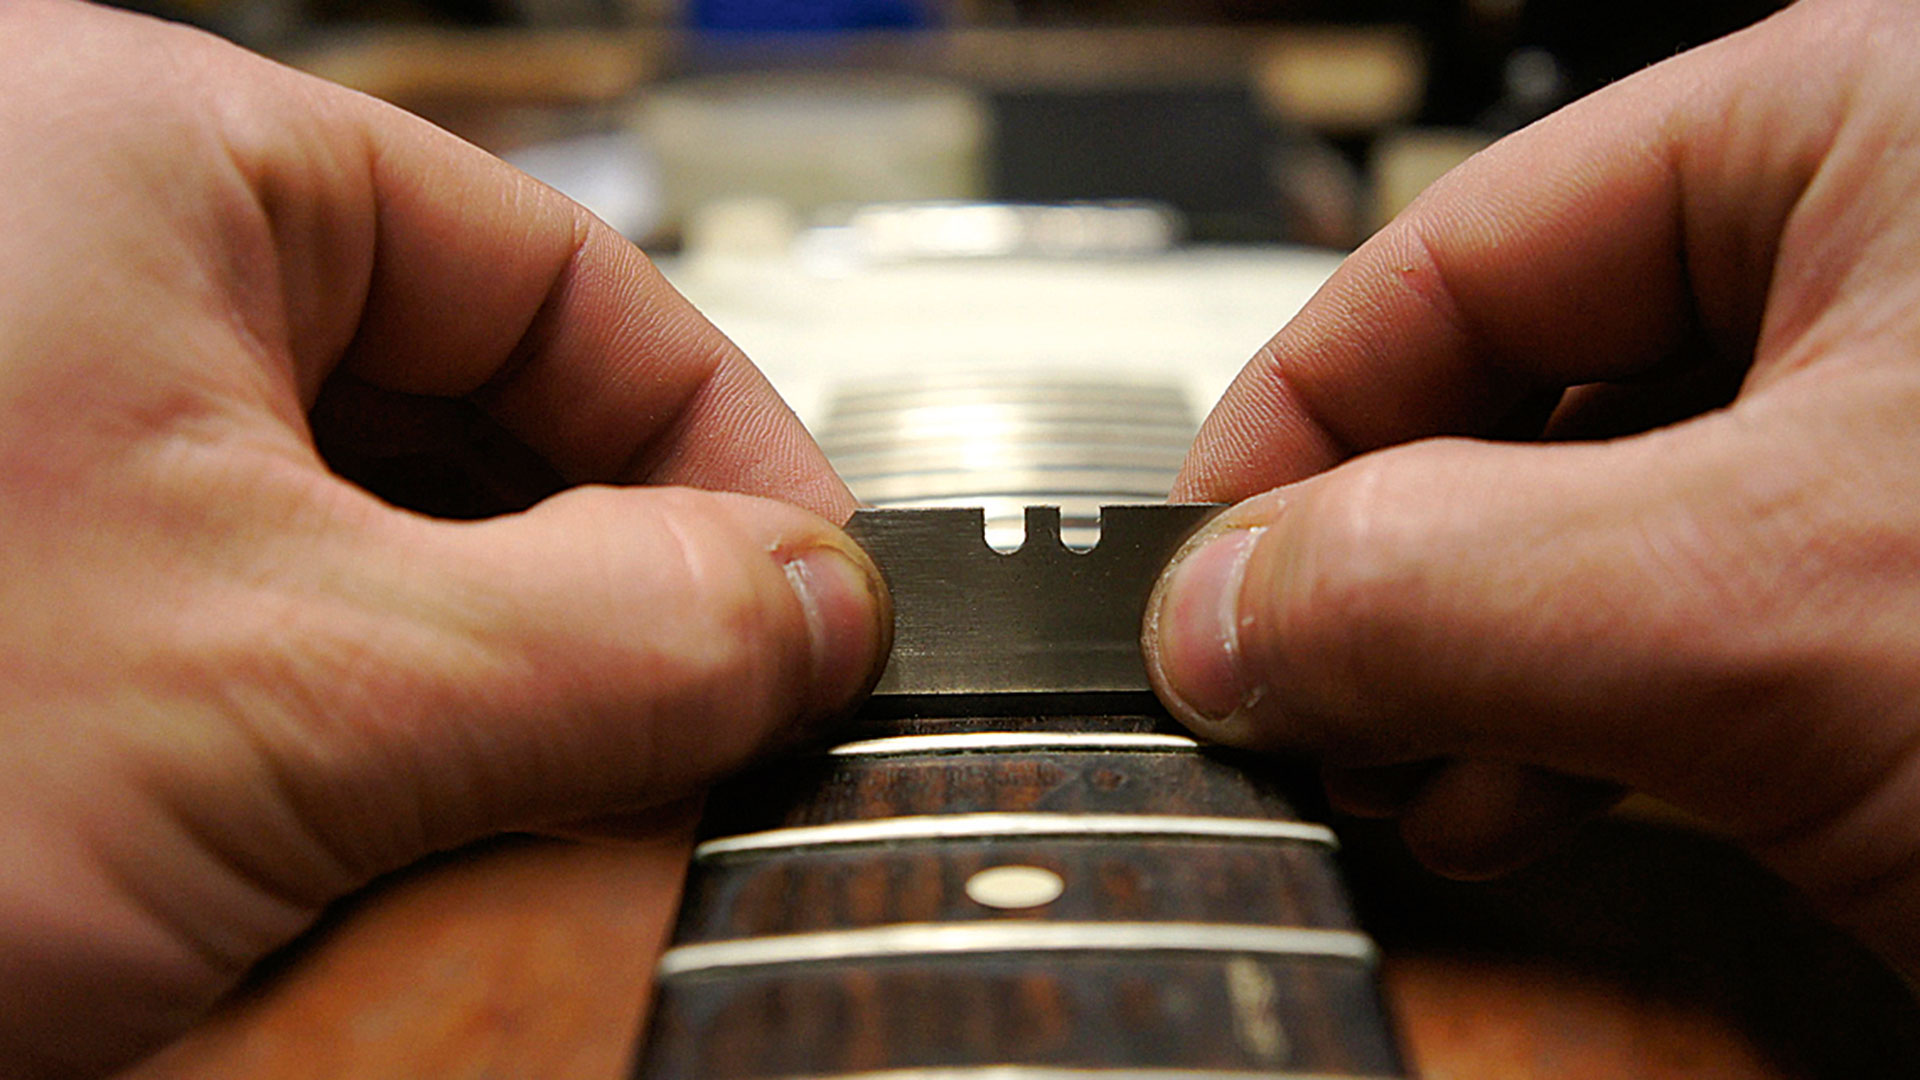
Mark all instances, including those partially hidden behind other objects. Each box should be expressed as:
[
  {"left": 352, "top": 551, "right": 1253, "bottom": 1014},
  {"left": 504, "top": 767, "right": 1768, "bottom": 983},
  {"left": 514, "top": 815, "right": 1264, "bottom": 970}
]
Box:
[{"left": 691, "top": 0, "right": 932, "bottom": 32}]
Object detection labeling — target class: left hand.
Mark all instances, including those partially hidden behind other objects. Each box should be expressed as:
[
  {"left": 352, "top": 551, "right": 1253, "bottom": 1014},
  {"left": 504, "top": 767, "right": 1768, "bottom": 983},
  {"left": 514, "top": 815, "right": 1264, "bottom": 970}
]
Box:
[{"left": 0, "top": 3, "right": 889, "bottom": 1076}]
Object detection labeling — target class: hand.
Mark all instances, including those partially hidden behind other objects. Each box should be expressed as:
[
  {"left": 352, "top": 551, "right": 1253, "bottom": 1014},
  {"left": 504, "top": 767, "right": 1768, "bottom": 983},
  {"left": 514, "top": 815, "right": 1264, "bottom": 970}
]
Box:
[
  {"left": 0, "top": 2, "right": 889, "bottom": 1075},
  {"left": 1144, "top": 0, "right": 1920, "bottom": 983}
]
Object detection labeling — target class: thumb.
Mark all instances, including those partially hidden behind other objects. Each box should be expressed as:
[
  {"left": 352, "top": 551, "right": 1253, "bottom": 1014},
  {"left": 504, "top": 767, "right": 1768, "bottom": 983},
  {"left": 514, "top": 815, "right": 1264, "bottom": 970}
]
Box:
[
  {"left": 265, "top": 484, "right": 889, "bottom": 879},
  {"left": 1142, "top": 418, "right": 1853, "bottom": 845}
]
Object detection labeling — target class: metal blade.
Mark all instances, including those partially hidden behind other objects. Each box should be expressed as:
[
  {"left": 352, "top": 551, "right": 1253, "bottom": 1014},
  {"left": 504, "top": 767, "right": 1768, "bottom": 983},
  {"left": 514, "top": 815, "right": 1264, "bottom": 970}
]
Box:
[{"left": 846, "top": 503, "right": 1223, "bottom": 713}]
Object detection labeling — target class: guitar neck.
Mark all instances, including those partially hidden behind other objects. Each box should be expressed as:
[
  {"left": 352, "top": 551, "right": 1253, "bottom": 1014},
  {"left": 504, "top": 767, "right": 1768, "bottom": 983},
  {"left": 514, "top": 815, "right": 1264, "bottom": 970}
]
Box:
[{"left": 634, "top": 705, "right": 1408, "bottom": 1079}]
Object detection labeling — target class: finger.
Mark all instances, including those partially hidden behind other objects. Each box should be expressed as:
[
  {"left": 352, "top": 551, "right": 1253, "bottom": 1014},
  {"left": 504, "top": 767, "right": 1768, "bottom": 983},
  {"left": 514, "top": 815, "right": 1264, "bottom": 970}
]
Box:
[
  {"left": 161, "top": 23, "right": 851, "bottom": 518},
  {"left": 236, "top": 485, "right": 890, "bottom": 878},
  {"left": 1396, "top": 760, "right": 1624, "bottom": 880},
  {"left": 344, "top": 163, "right": 846, "bottom": 512},
  {"left": 337, "top": 103, "right": 850, "bottom": 516},
  {"left": 1172, "top": 5, "right": 1838, "bottom": 500},
  {"left": 1321, "top": 760, "right": 1440, "bottom": 819},
  {"left": 1145, "top": 416, "right": 1893, "bottom": 840},
  {"left": 538, "top": 795, "right": 705, "bottom": 845}
]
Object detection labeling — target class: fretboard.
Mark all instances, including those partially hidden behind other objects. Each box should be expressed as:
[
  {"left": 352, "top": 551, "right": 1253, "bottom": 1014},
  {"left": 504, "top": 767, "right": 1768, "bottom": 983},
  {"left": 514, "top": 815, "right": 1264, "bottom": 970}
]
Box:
[{"left": 633, "top": 706, "right": 1408, "bottom": 1079}]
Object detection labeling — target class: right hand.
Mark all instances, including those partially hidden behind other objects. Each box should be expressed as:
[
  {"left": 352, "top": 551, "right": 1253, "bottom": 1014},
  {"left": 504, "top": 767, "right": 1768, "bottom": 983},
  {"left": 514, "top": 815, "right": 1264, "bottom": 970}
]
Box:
[{"left": 1144, "top": 0, "right": 1920, "bottom": 984}]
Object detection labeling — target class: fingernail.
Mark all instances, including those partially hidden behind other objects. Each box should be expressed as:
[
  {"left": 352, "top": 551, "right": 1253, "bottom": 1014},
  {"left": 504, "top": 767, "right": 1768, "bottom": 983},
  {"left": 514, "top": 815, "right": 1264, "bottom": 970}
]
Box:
[
  {"left": 1148, "top": 526, "right": 1265, "bottom": 723},
  {"left": 782, "top": 544, "right": 889, "bottom": 712}
]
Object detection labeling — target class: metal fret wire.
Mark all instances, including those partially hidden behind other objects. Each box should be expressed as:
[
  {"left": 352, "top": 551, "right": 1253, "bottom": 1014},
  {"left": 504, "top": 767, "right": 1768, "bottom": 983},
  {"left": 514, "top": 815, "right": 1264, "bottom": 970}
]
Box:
[
  {"left": 694, "top": 813, "right": 1339, "bottom": 861},
  {"left": 775, "top": 1070, "right": 1398, "bottom": 1080},
  {"left": 656, "top": 922, "right": 1379, "bottom": 977}
]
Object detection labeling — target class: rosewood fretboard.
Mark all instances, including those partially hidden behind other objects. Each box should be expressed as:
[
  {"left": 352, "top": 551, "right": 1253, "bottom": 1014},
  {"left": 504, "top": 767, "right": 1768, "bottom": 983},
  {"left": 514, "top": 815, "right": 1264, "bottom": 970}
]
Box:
[{"left": 633, "top": 506, "right": 1407, "bottom": 1079}]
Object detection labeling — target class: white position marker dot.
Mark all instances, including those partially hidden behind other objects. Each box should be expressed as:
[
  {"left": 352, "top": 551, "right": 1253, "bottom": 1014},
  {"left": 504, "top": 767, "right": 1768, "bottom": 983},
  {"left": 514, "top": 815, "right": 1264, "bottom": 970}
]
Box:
[{"left": 965, "top": 865, "right": 1066, "bottom": 910}]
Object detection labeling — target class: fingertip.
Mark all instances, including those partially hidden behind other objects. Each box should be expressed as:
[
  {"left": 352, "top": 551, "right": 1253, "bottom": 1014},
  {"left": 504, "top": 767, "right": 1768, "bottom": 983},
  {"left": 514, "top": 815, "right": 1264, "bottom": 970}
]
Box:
[
  {"left": 1145, "top": 523, "right": 1267, "bottom": 730},
  {"left": 777, "top": 538, "right": 892, "bottom": 720},
  {"left": 1144, "top": 491, "right": 1295, "bottom": 737}
]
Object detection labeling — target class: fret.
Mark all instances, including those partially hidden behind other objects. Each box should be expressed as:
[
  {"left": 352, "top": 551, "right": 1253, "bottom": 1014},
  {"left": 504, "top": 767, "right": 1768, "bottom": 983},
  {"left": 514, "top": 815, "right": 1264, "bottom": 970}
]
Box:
[
  {"left": 657, "top": 922, "right": 1378, "bottom": 977},
  {"left": 756, "top": 1060, "right": 1405, "bottom": 1068},
  {"left": 694, "top": 813, "right": 1339, "bottom": 861}
]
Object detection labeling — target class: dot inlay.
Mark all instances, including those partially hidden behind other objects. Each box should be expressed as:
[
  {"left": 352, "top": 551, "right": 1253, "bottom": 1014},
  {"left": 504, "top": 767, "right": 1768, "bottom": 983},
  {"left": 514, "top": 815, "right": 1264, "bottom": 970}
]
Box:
[{"left": 965, "top": 865, "right": 1066, "bottom": 909}]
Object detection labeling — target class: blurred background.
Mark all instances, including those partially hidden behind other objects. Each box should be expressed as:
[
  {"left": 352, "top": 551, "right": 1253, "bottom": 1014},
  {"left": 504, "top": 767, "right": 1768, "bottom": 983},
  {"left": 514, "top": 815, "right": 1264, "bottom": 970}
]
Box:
[{"left": 116, "top": 0, "right": 1788, "bottom": 248}]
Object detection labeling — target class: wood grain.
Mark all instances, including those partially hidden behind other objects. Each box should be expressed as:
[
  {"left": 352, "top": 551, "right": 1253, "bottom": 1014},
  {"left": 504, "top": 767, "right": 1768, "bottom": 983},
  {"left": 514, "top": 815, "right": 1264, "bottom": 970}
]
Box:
[
  {"left": 124, "top": 835, "right": 687, "bottom": 1080},
  {"left": 679, "top": 838, "right": 1355, "bottom": 940}
]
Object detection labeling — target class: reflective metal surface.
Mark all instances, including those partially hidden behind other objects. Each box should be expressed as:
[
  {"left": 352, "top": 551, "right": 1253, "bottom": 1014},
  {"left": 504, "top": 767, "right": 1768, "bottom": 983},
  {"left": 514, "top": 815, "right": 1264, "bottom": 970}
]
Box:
[
  {"left": 844, "top": 503, "right": 1221, "bottom": 708},
  {"left": 819, "top": 371, "right": 1199, "bottom": 551}
]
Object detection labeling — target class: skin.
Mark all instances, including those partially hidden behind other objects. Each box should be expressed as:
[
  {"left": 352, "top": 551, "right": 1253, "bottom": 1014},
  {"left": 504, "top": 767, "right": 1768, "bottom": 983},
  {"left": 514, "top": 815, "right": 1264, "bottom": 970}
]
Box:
[
  {"left": 0, "top": 1, "right": 890, "bottom": 1076},
  {"left": 1145, "top": 0, "right": 1920, "bottom": 987}
]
